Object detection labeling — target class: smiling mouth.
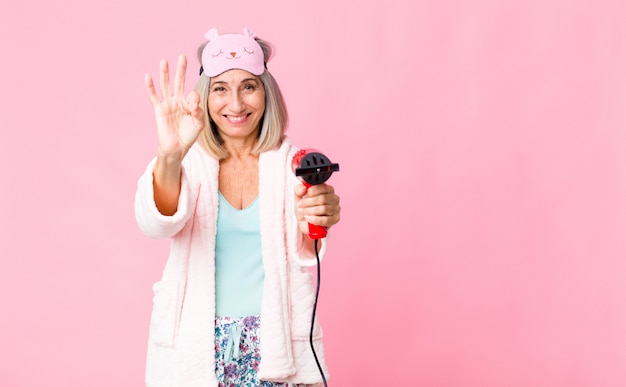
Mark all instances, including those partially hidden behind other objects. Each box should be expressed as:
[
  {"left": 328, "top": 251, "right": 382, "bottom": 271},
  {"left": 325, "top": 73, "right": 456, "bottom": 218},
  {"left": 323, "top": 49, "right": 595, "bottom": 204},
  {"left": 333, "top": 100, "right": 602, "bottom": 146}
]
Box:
[{"left": 225, "top": 114, "right": 250, "bottom": 123}]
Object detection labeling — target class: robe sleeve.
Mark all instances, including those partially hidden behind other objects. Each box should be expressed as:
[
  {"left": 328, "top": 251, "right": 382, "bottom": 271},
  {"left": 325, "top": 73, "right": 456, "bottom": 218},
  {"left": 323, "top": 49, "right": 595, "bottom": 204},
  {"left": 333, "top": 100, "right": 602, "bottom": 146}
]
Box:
[{"left": 134, "top": 157, "right": 196, "bottom": 240}]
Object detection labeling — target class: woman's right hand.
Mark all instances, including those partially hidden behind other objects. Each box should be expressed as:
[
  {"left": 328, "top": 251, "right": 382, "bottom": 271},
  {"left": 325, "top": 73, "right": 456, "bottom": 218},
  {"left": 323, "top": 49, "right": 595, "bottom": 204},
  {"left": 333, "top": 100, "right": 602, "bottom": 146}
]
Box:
[
  {"left": 145, "top": 54, "right": 206, "bottom": 161},
  {"left": 145, "top": 54, "right": 205, "bottom": 216}
]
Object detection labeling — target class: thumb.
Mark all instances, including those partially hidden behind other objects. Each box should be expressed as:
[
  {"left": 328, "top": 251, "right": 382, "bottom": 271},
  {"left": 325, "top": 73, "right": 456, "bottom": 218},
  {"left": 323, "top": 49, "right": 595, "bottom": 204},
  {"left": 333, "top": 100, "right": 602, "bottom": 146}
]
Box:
[{"left": 294, "top": 183, "right": 308, "bottom": 199}]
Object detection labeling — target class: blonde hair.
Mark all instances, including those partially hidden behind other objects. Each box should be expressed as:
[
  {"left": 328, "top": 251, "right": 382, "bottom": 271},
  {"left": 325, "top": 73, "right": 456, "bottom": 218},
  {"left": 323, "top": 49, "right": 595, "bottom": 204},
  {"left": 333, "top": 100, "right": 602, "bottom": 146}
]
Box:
[{"left": 194, "top": 38, "right": 289, "bottom": 159}]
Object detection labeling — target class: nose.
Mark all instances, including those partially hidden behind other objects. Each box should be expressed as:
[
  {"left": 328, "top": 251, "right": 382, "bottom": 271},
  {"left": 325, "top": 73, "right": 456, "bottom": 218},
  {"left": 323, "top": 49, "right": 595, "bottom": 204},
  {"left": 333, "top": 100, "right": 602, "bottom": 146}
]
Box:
[{"left": 230, "top": 91, "right": 245, "bottom": 113}]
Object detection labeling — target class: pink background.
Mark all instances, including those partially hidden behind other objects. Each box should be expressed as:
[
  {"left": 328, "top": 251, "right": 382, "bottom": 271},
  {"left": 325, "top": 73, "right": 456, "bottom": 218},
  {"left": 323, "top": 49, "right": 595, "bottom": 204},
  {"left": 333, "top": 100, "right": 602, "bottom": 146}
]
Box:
[{"left": 1, "top": 0, "right": 625, "bottom": 385}]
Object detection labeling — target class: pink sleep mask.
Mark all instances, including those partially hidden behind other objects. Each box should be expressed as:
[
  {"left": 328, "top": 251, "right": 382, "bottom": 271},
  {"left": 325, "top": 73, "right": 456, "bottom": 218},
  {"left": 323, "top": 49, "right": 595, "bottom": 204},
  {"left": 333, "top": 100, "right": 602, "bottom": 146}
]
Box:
[{"left": 200, "top": 28, "right": 266, "bottom": 77}]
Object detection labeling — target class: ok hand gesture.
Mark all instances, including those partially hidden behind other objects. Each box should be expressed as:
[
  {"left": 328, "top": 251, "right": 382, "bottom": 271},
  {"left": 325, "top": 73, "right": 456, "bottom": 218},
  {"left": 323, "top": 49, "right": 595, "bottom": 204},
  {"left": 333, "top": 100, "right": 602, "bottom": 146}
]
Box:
[{"left": 145, "top": 54, "right": 206, "bottom": 161}]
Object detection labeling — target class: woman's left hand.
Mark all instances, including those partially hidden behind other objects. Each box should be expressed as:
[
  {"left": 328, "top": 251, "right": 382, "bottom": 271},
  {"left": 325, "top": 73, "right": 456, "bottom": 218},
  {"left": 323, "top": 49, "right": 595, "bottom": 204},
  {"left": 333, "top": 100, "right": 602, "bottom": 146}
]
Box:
[{"left": 294, "top": 183, "right": 341, "bottom": 237}]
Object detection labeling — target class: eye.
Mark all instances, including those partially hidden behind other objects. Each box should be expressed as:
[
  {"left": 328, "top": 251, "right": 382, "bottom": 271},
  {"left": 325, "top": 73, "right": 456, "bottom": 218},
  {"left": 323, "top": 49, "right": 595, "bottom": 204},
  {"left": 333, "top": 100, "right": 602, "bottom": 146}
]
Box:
[
  {"left": 243, "top": 47, "right": 255, "bottom": 55},
  {"left": 242, "top": 83, "right": 260, "bottom": 93},
  {"left": 211, "top": 86, "right": 227, "bottom": 93},
  {"left": 211, "top": 50, "right": 224, "bottom": 58}
]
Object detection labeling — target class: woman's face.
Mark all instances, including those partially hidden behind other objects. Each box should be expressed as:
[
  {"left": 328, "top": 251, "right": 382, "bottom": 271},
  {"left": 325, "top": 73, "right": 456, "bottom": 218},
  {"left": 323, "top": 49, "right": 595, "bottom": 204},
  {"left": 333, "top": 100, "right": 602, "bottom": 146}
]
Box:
[{"left": 208, "top": 69, "right": 266, "bottom": 142}]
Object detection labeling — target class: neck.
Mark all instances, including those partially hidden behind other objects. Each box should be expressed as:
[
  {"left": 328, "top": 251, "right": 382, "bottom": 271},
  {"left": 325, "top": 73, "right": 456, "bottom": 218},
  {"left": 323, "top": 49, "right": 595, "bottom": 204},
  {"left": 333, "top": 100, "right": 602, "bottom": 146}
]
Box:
[{"left": 222, "top": 136, "right": 257, "bottom": 161}]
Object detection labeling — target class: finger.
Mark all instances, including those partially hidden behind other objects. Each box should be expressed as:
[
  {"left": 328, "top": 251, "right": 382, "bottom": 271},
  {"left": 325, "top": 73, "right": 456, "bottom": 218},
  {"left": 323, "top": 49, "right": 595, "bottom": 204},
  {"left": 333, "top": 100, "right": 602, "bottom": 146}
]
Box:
[
  {"left": 300, "top": 192, "right": 340, "bottom": 208},
  {"left": 295, "top": 205, "right": 306, "bottom": 222},
  {"left": 187, "top": 90, "right": 199, "bottom": 102},
  {"left": 304, "top": 184, "right": 335, "bottom": 197},
  {"left": 174, "top": 54, "right": 187, "bottom": 97},
  {"left": 294, "top": 184, "right": 308, "bottom": 199},
  {"left": 303, "top": 203, "right": 340, "bottom": 217},
  {"left": 159, "top": 58, "right": 171, "bottom": 98},
  {"left": 144, "top": 73, "right": 159, "bottom": 106},
  {"left": 186, "top": 91, "right": 206, "bottom": 129}
]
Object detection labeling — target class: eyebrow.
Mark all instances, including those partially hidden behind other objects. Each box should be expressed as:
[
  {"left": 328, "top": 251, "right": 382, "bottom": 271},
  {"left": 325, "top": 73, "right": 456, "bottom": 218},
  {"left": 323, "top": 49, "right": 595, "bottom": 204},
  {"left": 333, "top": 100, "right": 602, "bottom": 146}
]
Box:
[{"left": 210, "top": 77, "right": 260, "bottom": 86}]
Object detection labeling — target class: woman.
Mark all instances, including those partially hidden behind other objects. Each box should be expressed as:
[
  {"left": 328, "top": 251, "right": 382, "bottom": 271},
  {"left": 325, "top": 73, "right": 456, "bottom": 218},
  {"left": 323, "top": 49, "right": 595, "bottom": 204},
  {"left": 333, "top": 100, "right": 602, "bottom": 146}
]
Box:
[{"left": 135, "top": 28, "right": 341, "bottom": 387}]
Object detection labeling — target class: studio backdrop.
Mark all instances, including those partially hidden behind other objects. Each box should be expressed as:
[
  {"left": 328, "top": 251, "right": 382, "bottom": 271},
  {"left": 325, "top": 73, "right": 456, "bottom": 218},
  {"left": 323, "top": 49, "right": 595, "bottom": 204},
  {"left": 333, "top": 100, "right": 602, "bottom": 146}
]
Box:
[{"left": 1, "top": 0, "right": 625, "bottom": 386}]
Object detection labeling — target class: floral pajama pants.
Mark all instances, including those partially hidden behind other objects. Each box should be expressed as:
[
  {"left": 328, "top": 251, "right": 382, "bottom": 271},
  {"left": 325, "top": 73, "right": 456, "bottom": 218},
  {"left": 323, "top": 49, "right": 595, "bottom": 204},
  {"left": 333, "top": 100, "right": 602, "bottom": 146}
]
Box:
[{"left": 214, "top": 316, "right": 309, "bottom": 387}]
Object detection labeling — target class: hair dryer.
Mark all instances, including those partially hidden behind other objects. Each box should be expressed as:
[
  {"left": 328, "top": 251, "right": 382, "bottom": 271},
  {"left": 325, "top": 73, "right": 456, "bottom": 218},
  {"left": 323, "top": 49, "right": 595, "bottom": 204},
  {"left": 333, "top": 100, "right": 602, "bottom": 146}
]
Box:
[{"left": 292, "top": 149, "right": 340, "bottom": 240}]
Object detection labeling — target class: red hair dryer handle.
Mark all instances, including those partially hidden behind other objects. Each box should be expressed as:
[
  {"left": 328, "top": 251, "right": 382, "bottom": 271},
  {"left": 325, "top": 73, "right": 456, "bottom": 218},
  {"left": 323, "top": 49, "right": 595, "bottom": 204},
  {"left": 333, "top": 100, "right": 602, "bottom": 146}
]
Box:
[
  {"left": 301, "top": 181, "right": 328, "bottom": 240},
  {"left": 292, "top": 149, "right": 340, "bottom": 240}
]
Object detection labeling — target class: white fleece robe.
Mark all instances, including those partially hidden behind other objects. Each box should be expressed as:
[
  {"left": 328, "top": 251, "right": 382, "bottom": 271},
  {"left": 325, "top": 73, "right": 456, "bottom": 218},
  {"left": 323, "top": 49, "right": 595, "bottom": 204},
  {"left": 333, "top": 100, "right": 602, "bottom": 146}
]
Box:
[{"left": 135, "top": 137, "right": 329, "bottom": 387}]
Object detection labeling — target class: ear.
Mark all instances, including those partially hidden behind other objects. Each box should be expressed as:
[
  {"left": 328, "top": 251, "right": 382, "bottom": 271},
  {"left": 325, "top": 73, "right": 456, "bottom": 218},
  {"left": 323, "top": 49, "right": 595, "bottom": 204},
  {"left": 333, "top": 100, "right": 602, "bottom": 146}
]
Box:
[
  {"left": 205, "top": 28, "right": 219, "bottom": 42},
  {"left": 243, "top": 27, "right": 257, "bottom": 38}
]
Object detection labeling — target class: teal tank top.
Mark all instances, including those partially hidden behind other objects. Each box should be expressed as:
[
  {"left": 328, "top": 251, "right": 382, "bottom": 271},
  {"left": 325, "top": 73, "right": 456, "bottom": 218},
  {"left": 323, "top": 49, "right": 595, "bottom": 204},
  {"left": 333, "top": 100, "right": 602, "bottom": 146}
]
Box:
[{"left": 215, "top": 193, "right": 264, "bottom": 317}]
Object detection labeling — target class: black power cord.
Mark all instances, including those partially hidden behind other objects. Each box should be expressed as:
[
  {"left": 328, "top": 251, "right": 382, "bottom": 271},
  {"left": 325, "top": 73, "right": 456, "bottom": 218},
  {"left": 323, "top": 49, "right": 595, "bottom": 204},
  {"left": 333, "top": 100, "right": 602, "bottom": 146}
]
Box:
[{"left": 310, "top": 238, "right": 328, "bottom": 387}]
